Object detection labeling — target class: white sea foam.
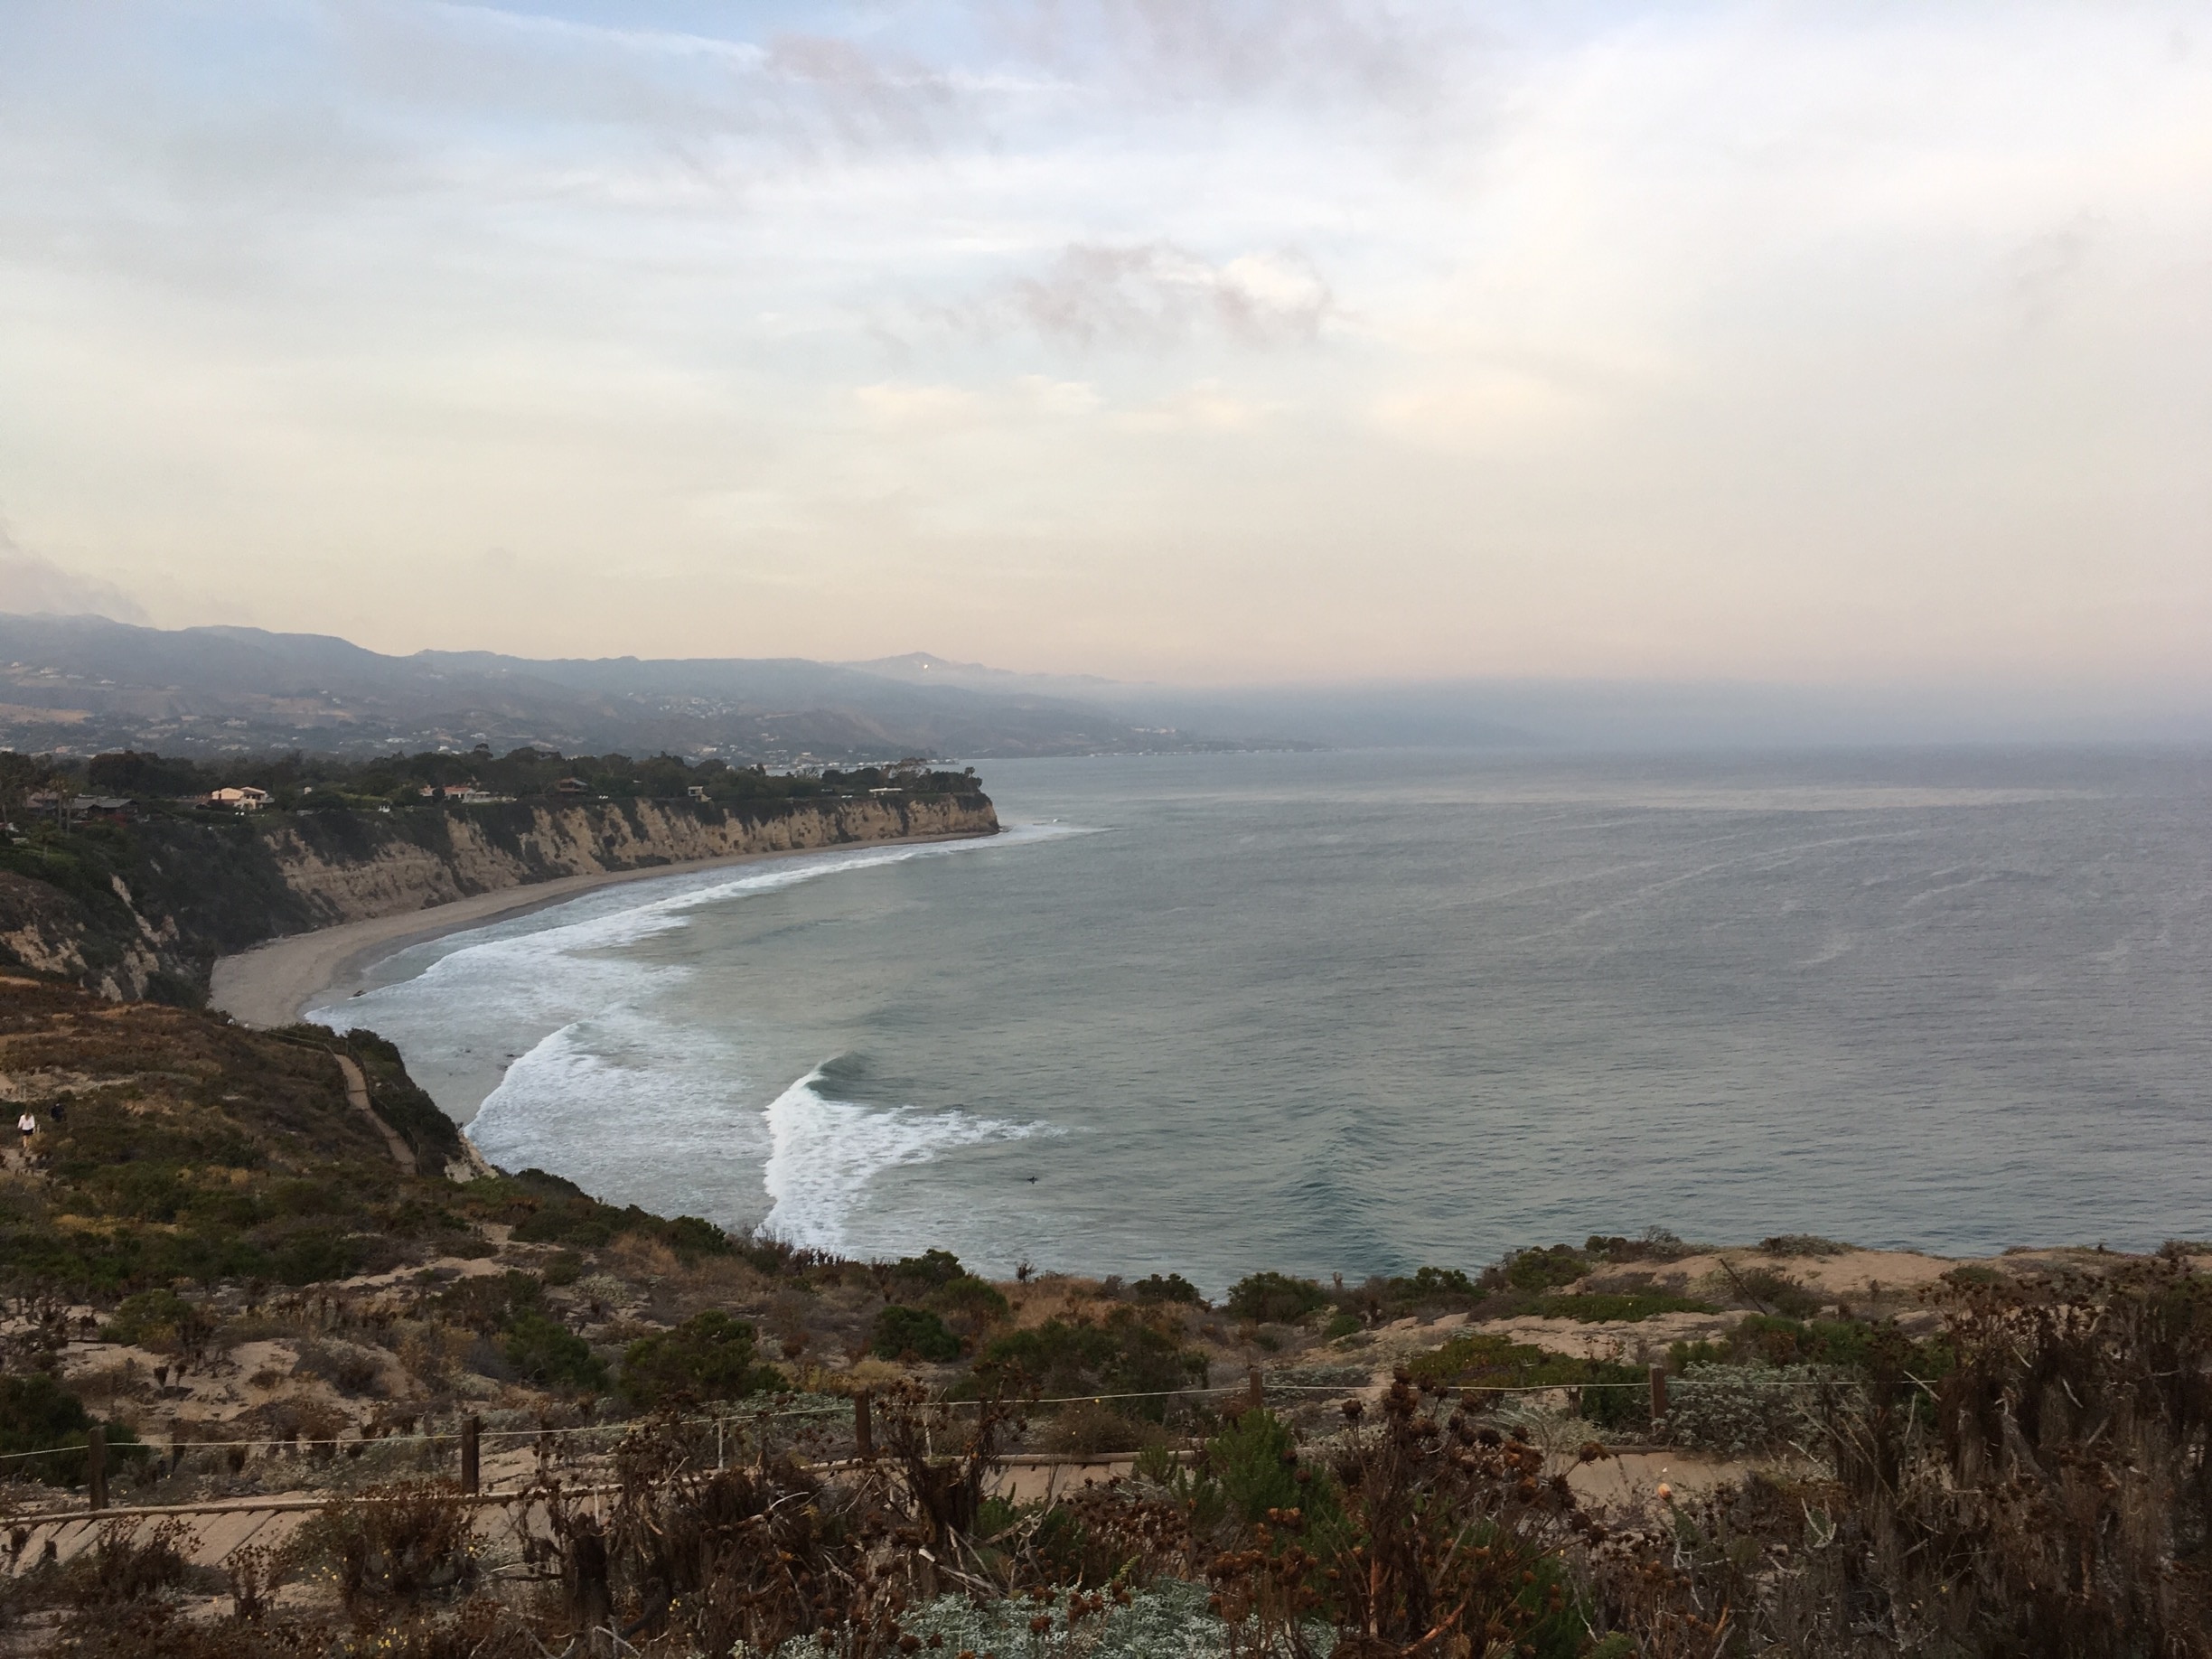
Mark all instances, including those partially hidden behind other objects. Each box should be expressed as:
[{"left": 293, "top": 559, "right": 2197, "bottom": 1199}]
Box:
[
  {"left": 760, "top": 1067, "right": 1055, "bottom": 1254},
  {"left": 468, "top": 1009, "right": 773, "bottom": 1223},
  {"left": 305, "top": 827, "right": 1078, "bottom": 1120}
]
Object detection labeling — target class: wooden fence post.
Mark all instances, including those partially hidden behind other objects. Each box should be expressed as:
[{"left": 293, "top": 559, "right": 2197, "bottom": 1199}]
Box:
[
  {"left": 87, "top": 1426, "right": 108, "bottom": 1512},
  {"left": 460, "top": 1416, "right": 481, "bottom": 1496},
  {"left": 1648, "top": 1365, "right": 1670, "bottom": 1425},
  {"left": 1246, "top": 1366, "right": 1264, "bottom": 1415},
  {"left": 854, "top": 1390, "right": 873, "bottom": 1460}
]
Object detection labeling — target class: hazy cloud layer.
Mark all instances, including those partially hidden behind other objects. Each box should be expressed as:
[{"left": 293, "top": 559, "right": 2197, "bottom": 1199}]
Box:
[
  {"left": 0, "top": 530, "right": 147, "bottom": 623},
  {"left": 0, "top": 1, "right": 2207, "bottom": 692}
]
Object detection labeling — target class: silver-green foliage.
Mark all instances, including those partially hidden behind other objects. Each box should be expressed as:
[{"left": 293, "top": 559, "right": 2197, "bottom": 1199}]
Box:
[
  {"left": 766, "top": 1581, "right": 1241, "bottom": 1659},
  {"left": 1662, "top": 1363, "right": 1841, "bottom": 1456}
]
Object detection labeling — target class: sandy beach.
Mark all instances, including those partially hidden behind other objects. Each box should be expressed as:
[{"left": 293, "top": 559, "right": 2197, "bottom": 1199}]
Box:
[{"left": 208, "top": 830, "right": 992, "bottom": 1029}]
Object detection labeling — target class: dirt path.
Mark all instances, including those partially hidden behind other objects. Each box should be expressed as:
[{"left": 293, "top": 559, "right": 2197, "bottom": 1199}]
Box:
[{"left": 333, "top": 1053, "right": 416, "bottom": 1176}]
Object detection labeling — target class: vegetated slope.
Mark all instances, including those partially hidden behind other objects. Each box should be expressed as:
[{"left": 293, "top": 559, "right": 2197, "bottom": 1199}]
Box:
[
  {"left": 0, "top": 975, "right": 746, "bottom": 1310},
  {"left": 0, "top": 613, "right": 1247, "bottom": 759},
  {"left": 0, "top": 762, "right": 998, "bottom": 1000}
]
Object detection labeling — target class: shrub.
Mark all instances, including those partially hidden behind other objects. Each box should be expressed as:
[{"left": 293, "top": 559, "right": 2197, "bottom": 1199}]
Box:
[
  {"left": 871, "top": 1305, "right": 960, "bottom": 1363},
  {"left": 888, "top": 1248, "right": 968, "bottom": 1295},
  {"left": 1040, "top": 1401, "right": 1167, "bottom": 1457},
  {"left": 60, "top": 1516, "right": 200, "bottom": 1608},
  {"left": 974, "top": 1308, "right": 1208, "bottom": 1412},
  {"left": 1662, "top": 1363, "right": 1833, "bottom": 1455},
  {"left": 1128, "top": 1272, "right": 1202, "bottom": 1305},
  {"left": 1529, "top": 1291, "right": 1716, "bottom": 1323},
  {"left": 1720, "top": 1264, "right": 1824, "bottom": 1318},
  {"left": 499, "top": 1311, "right": 606, "bottom": 1392},
  {"left": 1204, "top": 1409, "right": 1340, "bottom": 1534},
  {"left": 662, "top": 1214, "right": 729, "bottom": 1259},
  {"left": 438, "top": 1270, "right": 543, "bottom": 1333},
  {"left": 268, "top": 1229, "right": 363, "bottom": 1286},
  {"left": 1759, "top": 1234, "right": 1850, "bottom": 1258},
  {"left": 929, "top": 1273, "right": 1010, "bottom": 1332},
  {"left": 104, "top": 1288, "right": 197, "bottom": 1348},
  {"left": 619, "top": 1311, "right": 780, "bottom": 1409},
  {"left": 1223, "top": 1270, "right": 1326, "bottom": 1324},
  {"left": 294, "top": 1338, "right": 384, "bottom": 1396},
  {"left": 1502, "top": 1246, "right": 1589, "bottom": 1293},
  {"left": 0, "top": 1371, "right": 147, "bottom": 1486},
  {"left": 1385, "top": 1265, "right": 1478, "bottom": 1305},
  {"left": 288, "top": 1479, "right": 476, "bottom": 1618}
]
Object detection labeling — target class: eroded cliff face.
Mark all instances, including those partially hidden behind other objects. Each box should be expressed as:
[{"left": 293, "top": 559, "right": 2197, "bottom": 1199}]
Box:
[
  {"left": 262, "top": 794, "right": 1000, "bottom": 926},
  {"left": 0, "top": 793, "right": 998, "bottom": 1001},
  {"left": 0, "top": 870, "right": 186, "bottom": 1003}
]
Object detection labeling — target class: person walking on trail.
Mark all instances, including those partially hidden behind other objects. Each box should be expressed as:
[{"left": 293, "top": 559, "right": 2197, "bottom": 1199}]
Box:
[{"left": 15, "top": 1110, "right": 34, "bottom": 1164}]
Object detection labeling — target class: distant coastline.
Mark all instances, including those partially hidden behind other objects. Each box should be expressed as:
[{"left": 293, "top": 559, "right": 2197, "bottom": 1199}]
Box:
[{"left": 209, "top": 826, "right": 1000, "bottom": 1029}]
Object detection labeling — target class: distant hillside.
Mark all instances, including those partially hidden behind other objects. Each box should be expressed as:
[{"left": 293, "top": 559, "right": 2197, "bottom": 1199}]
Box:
[{"left": 0, "top": 614, "right": 1270, "bottom": 761}]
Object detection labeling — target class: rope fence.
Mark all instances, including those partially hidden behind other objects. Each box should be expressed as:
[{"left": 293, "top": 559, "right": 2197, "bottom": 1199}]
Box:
[{"left": 0, "top": 1371, "right": 1905, "bottom": 1467}]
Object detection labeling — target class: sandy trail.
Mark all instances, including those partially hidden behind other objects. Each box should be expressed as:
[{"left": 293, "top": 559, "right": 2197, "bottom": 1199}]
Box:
[{"left": 333, "top": 1052, "right": 415, "bottom": 1175}]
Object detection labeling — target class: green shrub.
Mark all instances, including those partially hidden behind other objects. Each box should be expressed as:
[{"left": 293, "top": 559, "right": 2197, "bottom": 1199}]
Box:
[
  {"left": 619, "top": 1311, "right": 780, "bottom": 1409},
  {"left": 888, "top": 1248, "right": 968, "bottom": 1294},
  {"left": 974, "top": 1308, "right": 1207, "bottom": 1412},
  {"left": 1129, "top": 1272, "right": 1202, "bottom": 1305},
  {"left": 929, "top": 1274, "right": 1010, "bottom": 1332},
  {"left": 1503, "top": 1246, "right": 1589, "bottom": 1293},
  {"left": 0, "top": 1372, "right": 147, "bottom": 1486},
  {"left": 1529, "top": 1291, "right": 1716, "bottom": 1323},
  {"left": 500, "top": 1311, "right": 607, "bottom": 1392},
  {"left": 269, "top": 1229, "right": 363, "bottom": 1286},
  {"left": 871, "top": 1305, "right": 960, "bottom": 1362},
  {"left": 1206, "top": 1409, "right": 1302, "bottom": 1523},
  {"left": 1722, "top": 1264, "right": 1824, "bottom": 1318},
  {"left": 105, "top": 1288, "right": 198, "bottom": 1348},
  {"left": 1223, "top": 1270, "right": 1326, "bottom": 1324},
  {"left": 1384, "top": 1265, "right": 1478, "bottom": 1304},
  {"left": 661, "top": 1214, "right": 729, "bottom": 1259},
  {"left": 1204, "top": 1410, "right": 1341, "bottom": 1537}
]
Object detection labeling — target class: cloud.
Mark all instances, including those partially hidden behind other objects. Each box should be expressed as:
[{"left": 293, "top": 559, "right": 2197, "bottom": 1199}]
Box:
[
  {"left": 985, "top": 0, "right": 1456, "bottom": 108},
  {"left": 0, "top": 3, "right": 2208, "bottom": 687},
  {"left": 967, "top": 243, "right": 1333, "bottom": 349},
  {"left": 0, "top": 529, "right": 146, "bottom": 623}
]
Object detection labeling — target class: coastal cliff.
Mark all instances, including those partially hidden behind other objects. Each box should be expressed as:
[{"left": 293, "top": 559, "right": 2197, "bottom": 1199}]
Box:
[
  {"left": 262, "top": 792, "right": 997, "bottom": 927},
  {"left": 0, "top": 791, "right": 998, "bottom": 1000}
]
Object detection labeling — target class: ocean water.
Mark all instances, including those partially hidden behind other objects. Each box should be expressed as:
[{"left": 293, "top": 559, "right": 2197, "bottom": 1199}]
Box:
[{"left": 305, "top": 748, "right": 2212, "bottom": 1289}]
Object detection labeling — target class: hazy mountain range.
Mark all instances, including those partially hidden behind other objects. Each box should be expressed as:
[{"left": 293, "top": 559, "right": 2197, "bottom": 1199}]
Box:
[{"left": 0, "top": 614, "right": 2204, "bottom": 764}]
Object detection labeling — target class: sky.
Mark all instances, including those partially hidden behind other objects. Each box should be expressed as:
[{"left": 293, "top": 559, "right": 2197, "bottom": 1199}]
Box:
[{"left": 1, "top": 1, "right": 2208, "bottom": 689}]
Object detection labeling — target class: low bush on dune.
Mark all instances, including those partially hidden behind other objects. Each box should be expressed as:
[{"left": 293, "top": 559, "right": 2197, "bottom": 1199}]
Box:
[
  {"left": 620, "top": 1310, "right": 782, "bottom": 1408},
  {"left": 871, "top": 1305, "right": 961, "bottom": 1363},
  {"left": 1127, "top": 1271, "right": 1202, "bottom": 1305},
  {"left": 1528, "top": 1289, "right": 1716, "bottom": 1322},
  {"left": 0, "top": 1372, "right": 148, "bottom": 1486},
  {"left": 499, "top": 1310, "right": 606, "bottom": 1393},
  {"left": 1038, "top": 1400, "right": 1171, "bottom": 1457},
  {"left": 1223, "top": 1270, "right": 1327, "bottom": 1324},
  {"left": 927, "top": 1273, "right": 1010, "bottom": 1334},
  {"left": 972, "top": 1307, "right": 1207, "bottom": 1412}
]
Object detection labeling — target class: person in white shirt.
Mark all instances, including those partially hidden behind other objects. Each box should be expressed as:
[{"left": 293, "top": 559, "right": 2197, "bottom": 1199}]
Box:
[{"left": 15, "top": 1111, "right": 34, "bottom": 1161}]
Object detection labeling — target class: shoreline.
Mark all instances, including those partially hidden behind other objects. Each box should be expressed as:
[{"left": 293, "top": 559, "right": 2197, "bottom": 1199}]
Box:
[{"left": 207, "top": 829, "right": 998, "bottom": 1029}]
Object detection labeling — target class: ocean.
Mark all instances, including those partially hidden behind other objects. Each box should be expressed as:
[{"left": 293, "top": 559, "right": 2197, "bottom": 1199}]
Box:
[{"left": 305, "top": 748, "right": 2212, "bottom": 1290}]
